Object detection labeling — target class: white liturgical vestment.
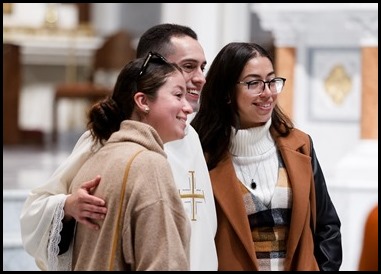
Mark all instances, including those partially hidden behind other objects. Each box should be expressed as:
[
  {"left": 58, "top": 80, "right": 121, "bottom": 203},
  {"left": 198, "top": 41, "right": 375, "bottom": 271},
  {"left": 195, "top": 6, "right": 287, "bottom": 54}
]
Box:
[{"left": 165, "top": 124, "right": 218, "bottom": 271}]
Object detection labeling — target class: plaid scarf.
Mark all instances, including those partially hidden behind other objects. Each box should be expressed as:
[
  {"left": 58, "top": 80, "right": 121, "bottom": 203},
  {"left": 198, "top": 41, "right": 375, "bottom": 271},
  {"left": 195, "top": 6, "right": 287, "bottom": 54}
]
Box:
[{"left": 239, "top": 156, "right": 292, "bottom": 271}]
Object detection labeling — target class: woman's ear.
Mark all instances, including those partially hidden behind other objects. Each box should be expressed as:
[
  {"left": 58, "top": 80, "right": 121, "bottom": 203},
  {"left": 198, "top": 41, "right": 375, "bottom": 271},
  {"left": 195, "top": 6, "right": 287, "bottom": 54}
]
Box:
[{"left": 134, "top": 92, "right": 150, "bottom": 113}]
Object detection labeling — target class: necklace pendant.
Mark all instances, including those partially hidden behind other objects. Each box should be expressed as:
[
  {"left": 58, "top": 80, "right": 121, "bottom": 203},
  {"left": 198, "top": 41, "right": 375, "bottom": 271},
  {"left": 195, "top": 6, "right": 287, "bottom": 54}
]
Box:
[{"left": 250, "top": 179, "right": 257, "bottom": 189}]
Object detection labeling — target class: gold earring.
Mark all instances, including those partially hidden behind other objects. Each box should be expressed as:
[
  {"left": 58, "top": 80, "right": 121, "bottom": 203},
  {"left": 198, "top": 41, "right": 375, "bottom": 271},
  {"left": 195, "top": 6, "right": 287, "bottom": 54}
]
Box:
[{"left": 144, "top": 107, "right": 150, "bottom": 113}]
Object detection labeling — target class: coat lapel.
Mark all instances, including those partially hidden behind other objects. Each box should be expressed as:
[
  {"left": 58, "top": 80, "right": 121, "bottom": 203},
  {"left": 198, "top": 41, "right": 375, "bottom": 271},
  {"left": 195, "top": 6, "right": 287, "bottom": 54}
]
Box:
[
  {"left": 276, "top": 133, "right": 312, "bottom": 268},
  {"left": 210, "top": 155, "right": 258, "bottom": 266},
  {"left": 211, "top": 129, "right": 312, "bottom": 270}
]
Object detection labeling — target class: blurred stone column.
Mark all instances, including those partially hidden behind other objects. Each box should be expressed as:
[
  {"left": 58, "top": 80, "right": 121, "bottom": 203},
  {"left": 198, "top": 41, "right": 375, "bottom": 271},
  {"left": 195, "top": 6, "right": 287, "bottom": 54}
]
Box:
[
  {"left": 275, "top": 47, "right": 296, "bottom": 118},
  {"left": 361, "top": 46, "right": 378, "bottom": 139}
]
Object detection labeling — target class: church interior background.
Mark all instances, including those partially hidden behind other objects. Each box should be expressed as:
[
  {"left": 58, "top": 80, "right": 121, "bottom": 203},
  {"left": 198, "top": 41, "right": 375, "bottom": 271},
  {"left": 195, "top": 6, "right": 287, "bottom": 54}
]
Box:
[{"left": 3, "top": 3, "right": 377, "bottom": 271}]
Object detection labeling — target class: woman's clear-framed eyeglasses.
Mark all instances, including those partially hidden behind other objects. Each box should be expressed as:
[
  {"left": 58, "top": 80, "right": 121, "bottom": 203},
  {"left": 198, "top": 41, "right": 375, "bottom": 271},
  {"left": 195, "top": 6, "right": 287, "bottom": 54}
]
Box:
[
  {"left": 138, "top": 51, "right": 169, "bottom": 77},
  {"left": 236, "top": 77, "right": 286, "bottom": 95}
]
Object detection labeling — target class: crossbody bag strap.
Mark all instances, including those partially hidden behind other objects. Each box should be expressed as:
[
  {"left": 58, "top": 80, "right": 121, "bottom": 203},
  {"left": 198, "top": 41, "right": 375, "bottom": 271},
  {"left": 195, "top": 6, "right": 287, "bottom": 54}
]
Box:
[{"left": 109, "top": 148, "right": 145, "bottom": 270}]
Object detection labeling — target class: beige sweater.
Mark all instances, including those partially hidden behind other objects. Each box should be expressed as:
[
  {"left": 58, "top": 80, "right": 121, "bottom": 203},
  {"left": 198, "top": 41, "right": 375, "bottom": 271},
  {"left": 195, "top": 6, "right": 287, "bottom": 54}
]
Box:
[{"left": 69, "top": 120, "right": 191, "bottom": 270}]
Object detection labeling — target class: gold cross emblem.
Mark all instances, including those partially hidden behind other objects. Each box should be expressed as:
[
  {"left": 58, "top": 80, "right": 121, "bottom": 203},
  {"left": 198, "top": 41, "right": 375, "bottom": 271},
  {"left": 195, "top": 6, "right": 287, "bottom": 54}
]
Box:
[{"left": 179, "top": 171, "right": 205, "bottom": 221}]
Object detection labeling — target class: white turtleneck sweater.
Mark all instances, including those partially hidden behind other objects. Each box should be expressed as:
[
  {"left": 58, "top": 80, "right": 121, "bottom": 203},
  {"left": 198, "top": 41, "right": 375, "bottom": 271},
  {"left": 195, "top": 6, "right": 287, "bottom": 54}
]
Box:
[{"left": 229, "top": 119, "right": 279, "bottom": 206}]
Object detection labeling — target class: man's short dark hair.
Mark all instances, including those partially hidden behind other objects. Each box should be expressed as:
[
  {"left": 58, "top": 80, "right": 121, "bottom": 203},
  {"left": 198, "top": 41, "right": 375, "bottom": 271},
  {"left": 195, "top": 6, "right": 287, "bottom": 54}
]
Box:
[{"left": 136, "top": 23, "right": 198, "bottom": 58}]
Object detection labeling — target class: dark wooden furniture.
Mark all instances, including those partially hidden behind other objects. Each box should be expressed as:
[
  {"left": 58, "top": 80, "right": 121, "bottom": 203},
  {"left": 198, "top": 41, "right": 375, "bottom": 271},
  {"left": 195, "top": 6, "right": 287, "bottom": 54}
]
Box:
[{"left": 3, "top": 43, "right": 22, "bottom": 145}]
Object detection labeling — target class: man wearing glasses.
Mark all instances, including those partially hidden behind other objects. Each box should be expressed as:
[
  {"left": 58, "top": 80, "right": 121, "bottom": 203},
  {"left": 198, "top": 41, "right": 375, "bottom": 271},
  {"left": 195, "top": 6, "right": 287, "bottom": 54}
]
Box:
[{"left": 20, "top": 24, "right": 218, "bottom": 271}]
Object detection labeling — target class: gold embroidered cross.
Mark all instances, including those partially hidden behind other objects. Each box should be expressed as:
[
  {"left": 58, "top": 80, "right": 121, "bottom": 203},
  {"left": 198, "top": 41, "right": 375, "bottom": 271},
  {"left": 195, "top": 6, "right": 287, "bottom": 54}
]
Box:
[{"left": 179, "top": 171, "right": 205, "bottom": 221}]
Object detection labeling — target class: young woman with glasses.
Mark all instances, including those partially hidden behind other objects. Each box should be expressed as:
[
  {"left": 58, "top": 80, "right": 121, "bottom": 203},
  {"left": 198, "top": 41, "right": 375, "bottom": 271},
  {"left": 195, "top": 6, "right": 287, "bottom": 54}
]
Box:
[{"left": 191, "top": 42, "right": 342, "bottom": 271}]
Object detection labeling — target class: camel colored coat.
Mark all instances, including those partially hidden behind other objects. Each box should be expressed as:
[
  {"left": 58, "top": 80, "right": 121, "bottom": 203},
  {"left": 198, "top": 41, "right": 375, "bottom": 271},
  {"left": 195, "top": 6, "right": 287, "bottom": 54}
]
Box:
[{"left": 210, "top": 128, "right": 320, "bottom": 271}]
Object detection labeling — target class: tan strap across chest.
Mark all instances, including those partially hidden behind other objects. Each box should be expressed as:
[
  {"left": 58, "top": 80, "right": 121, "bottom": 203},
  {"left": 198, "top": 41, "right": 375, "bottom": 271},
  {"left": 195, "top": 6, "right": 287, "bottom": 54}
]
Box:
[{"left": 109, "top": 148, "right": 145, "bottom": 270}]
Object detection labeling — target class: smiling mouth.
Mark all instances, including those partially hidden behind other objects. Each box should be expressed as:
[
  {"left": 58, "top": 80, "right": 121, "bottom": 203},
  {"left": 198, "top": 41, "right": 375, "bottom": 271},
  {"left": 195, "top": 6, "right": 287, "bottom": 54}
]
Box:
[
  {"left": 187, "top": 89, "right": 199, "bottom": 96},
  {"left": 176, "top": 116, "right": 187, "bottom": 128}
]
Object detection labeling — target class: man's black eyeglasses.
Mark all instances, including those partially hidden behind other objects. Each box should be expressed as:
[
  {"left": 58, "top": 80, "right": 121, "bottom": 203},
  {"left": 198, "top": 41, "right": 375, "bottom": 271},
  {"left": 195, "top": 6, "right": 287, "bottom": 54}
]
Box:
[{"left": 138, "top": 51, "right": 169, "bottom": 77}]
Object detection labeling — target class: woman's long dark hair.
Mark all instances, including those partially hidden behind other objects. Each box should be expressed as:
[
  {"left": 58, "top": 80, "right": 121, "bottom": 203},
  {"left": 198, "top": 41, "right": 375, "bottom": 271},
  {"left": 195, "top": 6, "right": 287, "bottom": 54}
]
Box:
[{"left": 191, "top": 42, "right": 293, "bottom": 170}]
